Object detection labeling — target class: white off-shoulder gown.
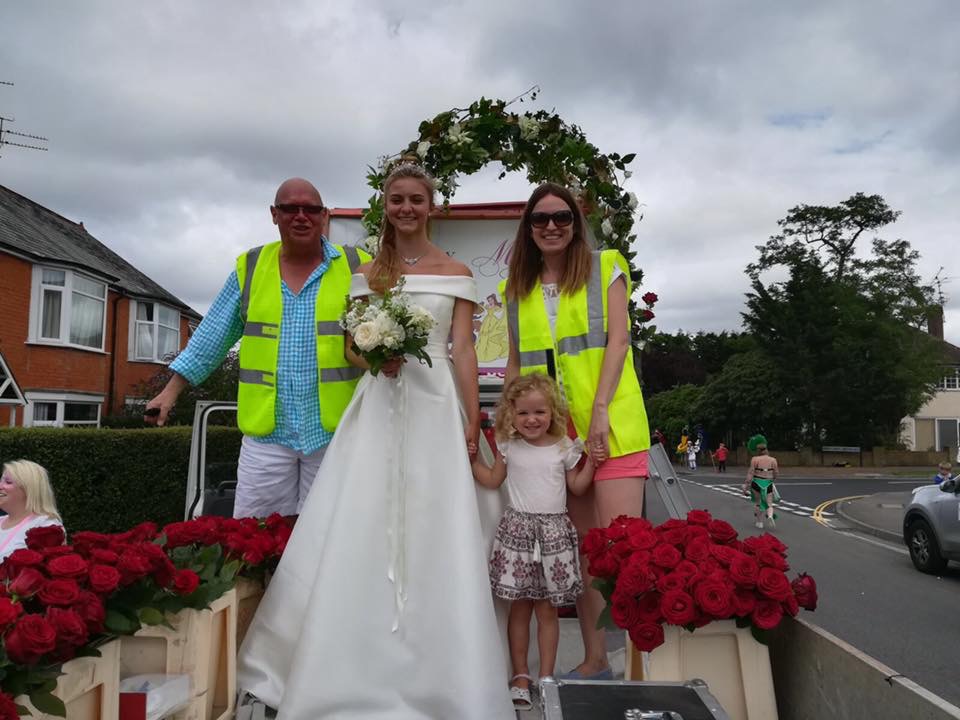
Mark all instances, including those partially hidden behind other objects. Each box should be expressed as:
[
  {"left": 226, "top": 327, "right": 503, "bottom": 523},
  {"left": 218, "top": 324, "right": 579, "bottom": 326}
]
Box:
[{"left": 237, "top": 274, "right": 514, "bottom": 719}]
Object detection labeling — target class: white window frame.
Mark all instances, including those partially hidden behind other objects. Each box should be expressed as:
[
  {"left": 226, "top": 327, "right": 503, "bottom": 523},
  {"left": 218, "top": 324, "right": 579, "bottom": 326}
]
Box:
[
  {"left": 128, "top": 300, "right": 182, "bottom": 363},
  {"left": 28, "top": 265, "right": 109, "bottom": 352},
  {"left": 938, "top": 366, "right": 960, "bottom": 391},
  {"left": 24, "top": 391, "right": 104, "bottom": 428}
]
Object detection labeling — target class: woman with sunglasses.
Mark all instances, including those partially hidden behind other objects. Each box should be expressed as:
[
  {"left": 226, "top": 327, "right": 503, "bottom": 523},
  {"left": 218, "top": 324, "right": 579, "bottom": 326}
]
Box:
[{"left": 501, "top": 182, "right": 651, "bottom": 681}]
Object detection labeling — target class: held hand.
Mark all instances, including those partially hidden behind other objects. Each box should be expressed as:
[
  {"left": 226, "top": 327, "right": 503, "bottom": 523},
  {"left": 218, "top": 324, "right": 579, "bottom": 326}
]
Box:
[
  {"left": 464, "top": 421, "right": 480, "bottom": 460},
  {"left": 380, "top": 356, "right": 406, "bottom": 379},
  {"left": 587, "top": 407, "right": 610, "bottom": 463}
]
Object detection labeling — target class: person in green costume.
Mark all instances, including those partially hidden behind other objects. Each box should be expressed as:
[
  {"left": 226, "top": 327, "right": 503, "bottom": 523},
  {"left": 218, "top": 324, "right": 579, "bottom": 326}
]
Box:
[{"left": 742, "top": 434, "right": 780, "bottom": 529}]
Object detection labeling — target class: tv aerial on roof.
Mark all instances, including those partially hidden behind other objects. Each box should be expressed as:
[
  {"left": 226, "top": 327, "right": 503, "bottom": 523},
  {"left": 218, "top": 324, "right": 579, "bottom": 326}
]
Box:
[{"left": 0, "top": 80, "right": 49, "bottom": 157}]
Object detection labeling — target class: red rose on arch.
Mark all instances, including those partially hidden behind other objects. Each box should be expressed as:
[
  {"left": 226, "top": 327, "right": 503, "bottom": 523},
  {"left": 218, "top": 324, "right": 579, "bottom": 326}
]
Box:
[
  {"left": 628, "top": 621, "right": 665, "bottom": 652},
  {"left": 641, "top": 291, "right": 659, "bottom": 305},
  {"left": 46, "top": 553, "right": 89, "bottom": 580},
  {"left": 5, "top": 613, "right": 57, "bottom": 665},
  {"left": 25, "top": 524, "right": 65, "bottom": 550}
]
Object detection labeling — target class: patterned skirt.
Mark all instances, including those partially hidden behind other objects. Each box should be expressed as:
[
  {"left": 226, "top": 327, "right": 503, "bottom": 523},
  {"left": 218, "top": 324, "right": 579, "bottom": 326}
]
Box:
[{"left": 488, "top": 507, "right": 583, "bottom": 606}]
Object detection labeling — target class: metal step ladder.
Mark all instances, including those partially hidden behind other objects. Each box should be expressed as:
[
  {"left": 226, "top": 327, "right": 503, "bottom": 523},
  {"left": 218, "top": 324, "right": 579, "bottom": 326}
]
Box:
[{"left": 646, "top": 442, "right": 693, "bottom": 519}]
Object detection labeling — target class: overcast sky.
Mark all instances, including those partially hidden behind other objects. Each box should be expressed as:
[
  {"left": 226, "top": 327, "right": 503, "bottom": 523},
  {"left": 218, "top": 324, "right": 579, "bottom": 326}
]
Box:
[{"left": 2, "top": 1, "right": 958, "bottom": 344}]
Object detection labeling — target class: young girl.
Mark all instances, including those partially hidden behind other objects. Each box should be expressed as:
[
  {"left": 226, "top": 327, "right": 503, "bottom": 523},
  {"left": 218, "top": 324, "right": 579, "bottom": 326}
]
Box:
[
  {"left": 472, "top": 373, "right": 595, "bottom": 711},
  {"left": 742, "top": 434, "right": 779, "bottom": 529}
]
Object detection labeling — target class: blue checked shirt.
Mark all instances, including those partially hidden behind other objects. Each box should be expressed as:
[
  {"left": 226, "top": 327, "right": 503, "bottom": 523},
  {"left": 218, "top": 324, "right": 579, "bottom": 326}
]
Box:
[{"left": 170, "top": 238, "right": 342, "bottom": 453}]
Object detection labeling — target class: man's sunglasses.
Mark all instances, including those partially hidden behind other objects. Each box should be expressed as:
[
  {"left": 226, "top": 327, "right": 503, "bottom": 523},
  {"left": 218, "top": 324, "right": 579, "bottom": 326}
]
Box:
[
  {"left": 275, "top": 203, "right": 325, "bottom": 216},
  {"left": 529, "top": 210, "right": 575, "bottom": 228}
]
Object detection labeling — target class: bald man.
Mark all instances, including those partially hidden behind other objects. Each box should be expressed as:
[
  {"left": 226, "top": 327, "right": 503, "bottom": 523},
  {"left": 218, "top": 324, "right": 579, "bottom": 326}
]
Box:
[{"left": 146, "top": 179, "right": 369, "bottom": 518}]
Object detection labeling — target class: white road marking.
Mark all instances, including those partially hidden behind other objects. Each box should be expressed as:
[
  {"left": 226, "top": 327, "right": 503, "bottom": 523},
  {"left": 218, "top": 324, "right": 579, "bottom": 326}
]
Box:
[
  {"left": 681, "top": 479, "right": 833, "bottom": 518},
  {"left": 887, "top": 480, "right": 929, "bottom": 485},
  {"left": 835, "top": 530, "right": 909, "bottom": 555}
]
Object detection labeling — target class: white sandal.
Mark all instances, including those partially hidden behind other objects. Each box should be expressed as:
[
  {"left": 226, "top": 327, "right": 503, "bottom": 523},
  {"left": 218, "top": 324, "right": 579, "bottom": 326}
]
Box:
[{"left": 509, "top": 673, "right": 534, "bottom": 711}]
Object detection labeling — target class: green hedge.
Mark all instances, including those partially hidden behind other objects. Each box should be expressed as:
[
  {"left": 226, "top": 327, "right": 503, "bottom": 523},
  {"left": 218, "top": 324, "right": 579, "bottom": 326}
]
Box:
[{"left": 0, "top": 426, "right": 243, "bottom": 533}]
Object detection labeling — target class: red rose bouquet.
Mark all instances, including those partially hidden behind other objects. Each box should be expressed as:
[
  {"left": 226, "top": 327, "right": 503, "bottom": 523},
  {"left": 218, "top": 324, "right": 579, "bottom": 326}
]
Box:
[{"left": 583, "top": 510, "right": 818, "bottom": 652}]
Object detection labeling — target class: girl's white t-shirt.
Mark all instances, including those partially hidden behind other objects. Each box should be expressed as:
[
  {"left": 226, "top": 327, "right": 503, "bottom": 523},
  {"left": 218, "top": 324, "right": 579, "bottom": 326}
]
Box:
[
  {"left": 0, "top": 514, "right": 63, "bottom": 561},
  {"left": 500, "top": 437, "right": 583, "bottom": 514}
]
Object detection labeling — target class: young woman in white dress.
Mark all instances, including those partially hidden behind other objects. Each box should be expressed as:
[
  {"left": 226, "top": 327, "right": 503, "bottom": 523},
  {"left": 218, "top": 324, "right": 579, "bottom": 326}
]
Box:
[{"left": 236, "top": 163, "right": 515, "bottom": 719}]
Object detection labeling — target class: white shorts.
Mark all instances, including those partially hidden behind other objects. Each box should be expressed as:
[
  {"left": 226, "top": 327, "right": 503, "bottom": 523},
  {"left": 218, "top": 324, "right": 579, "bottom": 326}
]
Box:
[{"left": 234, "top": 436, "right": 329, "bottom": 518}]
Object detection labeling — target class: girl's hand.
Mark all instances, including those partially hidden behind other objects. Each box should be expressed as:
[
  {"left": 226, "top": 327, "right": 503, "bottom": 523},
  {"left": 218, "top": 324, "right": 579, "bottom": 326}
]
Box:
[
  {"left": 587, "top": 407, "right": 610, "bottom": 463},
  {"left": 380, "top": 356, "right": 406, "bottom": 378},
  {"left": 464, "top": 420, "right": 480, "bottom": 460}
]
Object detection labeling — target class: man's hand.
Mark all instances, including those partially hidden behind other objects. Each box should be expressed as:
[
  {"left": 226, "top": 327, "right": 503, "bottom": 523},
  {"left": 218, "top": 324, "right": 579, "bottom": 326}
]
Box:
[{"left": 144, "top": 374, "right": 188, "bottom": 426}]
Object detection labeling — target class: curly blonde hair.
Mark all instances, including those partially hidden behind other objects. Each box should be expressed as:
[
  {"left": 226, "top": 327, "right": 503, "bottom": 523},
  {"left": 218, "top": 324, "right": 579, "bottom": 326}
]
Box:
[{"left": 494, "top": 373, "right": 567, "bottom": 442}]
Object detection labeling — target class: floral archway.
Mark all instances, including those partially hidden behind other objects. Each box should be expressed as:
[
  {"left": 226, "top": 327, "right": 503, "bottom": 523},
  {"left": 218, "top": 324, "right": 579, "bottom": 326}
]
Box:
[{"left": 360, "top": 89, "right": 658, "bottom": 348}]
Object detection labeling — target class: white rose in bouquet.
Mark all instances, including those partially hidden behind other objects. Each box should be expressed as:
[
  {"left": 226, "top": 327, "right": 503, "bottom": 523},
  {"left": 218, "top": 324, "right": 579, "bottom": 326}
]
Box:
[
  {"left": 352, "top": 321, "right": 381, "bottom": 351},
  {"left": 374, "top": 313, "right": 406, "bottom": 349}
]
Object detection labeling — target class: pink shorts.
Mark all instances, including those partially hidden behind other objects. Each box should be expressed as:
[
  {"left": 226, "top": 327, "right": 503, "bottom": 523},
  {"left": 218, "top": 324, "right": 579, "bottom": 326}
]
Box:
[
  {"left": 565, "top": 418, "right": 649, "bottom": 481},
  {"left": 594, "top": 451, "right": 649, "bottom": 481}
]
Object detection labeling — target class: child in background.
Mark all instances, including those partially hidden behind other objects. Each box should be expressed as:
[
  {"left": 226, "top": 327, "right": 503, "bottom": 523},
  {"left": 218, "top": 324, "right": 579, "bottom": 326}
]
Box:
[
  {"left": 472, "top": 373, "right": 595, "bottom": 711},
  {"left": 687, "top": 438, "right": 700, "bottom": 470},
  {"left": 713, "top": 442, "right": 729, "bottom": 472},
  {"left": 933, "top": 462, "right": 953, "bottom": 485}
]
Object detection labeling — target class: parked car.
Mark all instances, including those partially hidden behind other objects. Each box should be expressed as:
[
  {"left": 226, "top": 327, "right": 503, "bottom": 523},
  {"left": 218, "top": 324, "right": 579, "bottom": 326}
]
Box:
[{"left": 903, "top": 478, "right": 960, "bottom": 573}]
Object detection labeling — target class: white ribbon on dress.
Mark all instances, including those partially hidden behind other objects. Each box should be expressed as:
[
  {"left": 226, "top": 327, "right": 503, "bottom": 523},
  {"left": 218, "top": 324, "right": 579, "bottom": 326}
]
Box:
[{"left": 386, "top": 373, "right": 408, "bottom": 632}]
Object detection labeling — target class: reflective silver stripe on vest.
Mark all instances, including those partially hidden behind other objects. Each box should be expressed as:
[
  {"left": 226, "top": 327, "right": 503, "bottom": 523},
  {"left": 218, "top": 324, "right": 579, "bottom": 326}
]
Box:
[
  {"left": 243, "top": 321, "right": 279, "bottom": 338},
  {"left": 239, "top": 369, "right": 275, "bottom": 387},
  {"left": 239, "top": 245, "right": 265, "bottom": 323},
  {"left": 342, "top": 245, "right": 363, "bottom": 272},
  {"left": 518, "top": 349, "right": 549, "bottom": 366},
  {"left": 316, "top": 320, "right": 343, "bottom": 335},
  {"left": 556, "top": 252, "right": 607, "bottom": 356},
  {"left": 506, "top": 295, "right": 519, "bottom": 347},
  {"left": 320, "top": 366, "right": 363, "bottom": 382}
]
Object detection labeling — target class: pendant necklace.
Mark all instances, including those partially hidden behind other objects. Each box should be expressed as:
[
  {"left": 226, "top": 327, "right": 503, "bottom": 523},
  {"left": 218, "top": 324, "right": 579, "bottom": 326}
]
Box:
[{"left": 401, "top": 251, "right": 428, "bottom": 266}]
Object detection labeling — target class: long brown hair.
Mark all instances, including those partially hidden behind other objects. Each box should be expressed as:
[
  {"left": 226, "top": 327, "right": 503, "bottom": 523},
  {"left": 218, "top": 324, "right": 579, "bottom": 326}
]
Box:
[
  {"left": 367, "top": 163, "right": 437, "bottom": 293},
  {"left": 504, "top": 183, "right": 594, "bottom": 301},
  {"left": 494, "top": 373, "right": 567, "bottom": 442}
]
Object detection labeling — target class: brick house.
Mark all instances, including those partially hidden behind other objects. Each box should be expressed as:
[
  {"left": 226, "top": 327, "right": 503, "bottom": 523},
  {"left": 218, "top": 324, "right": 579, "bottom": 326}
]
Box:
[
  {"left": 0, "top": 184, "right": 201, "bottom": 427},
  {"left": 900, "top": 307, "right": 960, "bottom": 454}
]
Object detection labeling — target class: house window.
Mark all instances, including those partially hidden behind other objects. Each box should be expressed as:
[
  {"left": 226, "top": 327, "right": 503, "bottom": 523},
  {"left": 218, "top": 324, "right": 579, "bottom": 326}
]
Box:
[
  {"left": 132, "top": 301, "right": 181, "bottom": 362},
  {"left": 939, "top": 367, "right": 960, "bottom": 391},
  {"left": 32, "top": 267, "right": 107, "bottom": 350},
  {"left": 25, "top": 393, "right": 103, "bottom": 428}
]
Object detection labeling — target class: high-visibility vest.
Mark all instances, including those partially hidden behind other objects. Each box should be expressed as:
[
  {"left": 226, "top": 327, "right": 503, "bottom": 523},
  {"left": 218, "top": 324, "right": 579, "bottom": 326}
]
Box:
[
  {"left": 501, "top": 249, "right": 650, "bottom": 457},
  {"left": 236, "top": 241, "right": 369, "bottom": 436}
]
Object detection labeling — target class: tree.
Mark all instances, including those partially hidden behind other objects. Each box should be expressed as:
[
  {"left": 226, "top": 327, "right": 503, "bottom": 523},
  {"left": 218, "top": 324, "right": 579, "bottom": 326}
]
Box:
[
  {"left": 743, "top": 194, "right": 943, "bottom": 448},
  {"left": 694, "top": 350, "right": 800, "bottom": 448},
  {"left": 118, "top": 351, "right": 240, "bottom": 426},
  {"left": 641, "top": 331, "right": 752, "bottom": 395},
  {"left": 645, "top": 384, "right": 704, "bottom": 448}
]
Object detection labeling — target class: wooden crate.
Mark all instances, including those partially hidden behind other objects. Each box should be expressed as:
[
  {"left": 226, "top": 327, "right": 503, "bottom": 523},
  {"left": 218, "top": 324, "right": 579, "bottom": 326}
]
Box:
[
  {"left": 118, "top": 589, "right": 237, "bottom": 720},
  {"left": 18, "top": 638, "right": 121, "bottom": 720},
  {"left": 234, "top": 578, "right": 264, "bottom": 648}
]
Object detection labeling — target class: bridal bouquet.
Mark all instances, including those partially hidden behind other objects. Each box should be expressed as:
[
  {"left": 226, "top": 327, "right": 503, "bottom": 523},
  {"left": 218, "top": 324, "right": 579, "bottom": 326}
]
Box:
[{"left": 339, "top": 278, "right": 436, "bottom": 376}]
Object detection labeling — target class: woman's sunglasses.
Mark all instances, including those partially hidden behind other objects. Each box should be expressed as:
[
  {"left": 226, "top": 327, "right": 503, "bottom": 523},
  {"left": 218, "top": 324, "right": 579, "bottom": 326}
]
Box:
[{"left": 529, "top": 210, "right": 575, "bottom": 228}]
